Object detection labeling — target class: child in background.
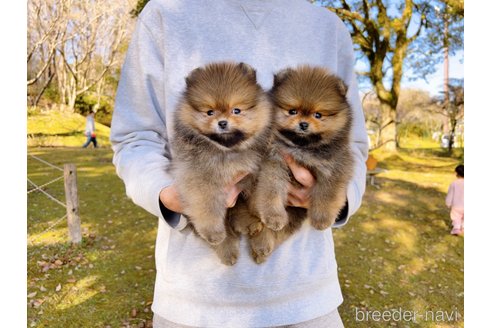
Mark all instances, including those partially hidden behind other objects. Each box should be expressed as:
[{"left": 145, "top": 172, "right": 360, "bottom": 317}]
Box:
[{"left": 446, "top": 164, "right": 464, "bottom": 235}]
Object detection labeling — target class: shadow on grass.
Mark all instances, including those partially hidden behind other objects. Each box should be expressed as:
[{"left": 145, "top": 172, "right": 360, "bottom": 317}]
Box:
[
  {"left": 28, "top": 131, "right": 84, "bottom": 138},
  {"left": 28, "top": 148, "right": 158, "bottom": 327},
  {"left": 335, "top": 176, "right": 464, "bottom": 327},
  {"left": 398, "top": 147, "right": 464, "bottom": 161},
  {"left": 27, "top": 147, "right": 464, "bottom": 327}
]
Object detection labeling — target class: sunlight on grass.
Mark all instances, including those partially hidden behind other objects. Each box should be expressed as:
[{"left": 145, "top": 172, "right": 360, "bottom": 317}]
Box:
[
  {"left": 405, "top": 257, "right": 427, "bottom": 275},
  {"left": 55, "top": 276, "right": 99, "bottom": 310},
  {"left": 27, "top": 146, "right": 463, "bottom": 327},
  {"left": 28, "top": 224, "right": 95, "bottom": 247},
  {"left": 392, "top": 231, "right": 417, "bottom": 255},
  {"left": 27, "top": 110, "right": 111, "bottom": 148},
  {"left": 374, "top": 191, "right": 407, "bottom": 207}
]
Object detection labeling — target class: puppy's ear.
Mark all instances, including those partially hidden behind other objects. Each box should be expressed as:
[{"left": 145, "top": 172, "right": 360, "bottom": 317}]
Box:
[
  {"left": 336, "top": 79, "right": 348, "bottom": 97},
  {"left": 238, "top": 62, "right": 257, "bottom": 81},
  {"left": 273, "top": 68, "right": 293, "bottom": 87},
  {"left": 185, "top": 67, "right": 204, "bottom": 87}
]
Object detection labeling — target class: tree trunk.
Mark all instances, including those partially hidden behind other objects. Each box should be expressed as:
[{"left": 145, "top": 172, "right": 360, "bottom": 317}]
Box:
[
  {"left": 448, "top": 116, "right": 457, "bottom": 153},
  {"left": 379, "top": 103, "right": 397, "bottom": 151}
]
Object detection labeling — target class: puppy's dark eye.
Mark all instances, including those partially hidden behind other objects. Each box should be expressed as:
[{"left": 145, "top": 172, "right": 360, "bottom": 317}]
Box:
[
  {"left": 232, "top": 108, "right": 241, "bottom": 115},
  {"left": 288, "top": 109, "right": 298, "bottom": 115},
  {"left": 314, "top": 112, "right": 322, "bottom": 119},
  {"left": 206, "top": 110, "right": 214, "bottom": 116}
]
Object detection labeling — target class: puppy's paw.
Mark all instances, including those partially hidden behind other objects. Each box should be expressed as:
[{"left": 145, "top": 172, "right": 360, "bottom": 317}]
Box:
[
  {"left": 250, "top": 237, "right": 274, "bottom": 260},
  {"left": 218, "top": 248, "right": 239, "bottom": 266},
  {"left": 200, "top": 228, "right": 227, "bottom": 246},
  {"left": 248, "top": 221, "right": 264, "bottom": 236},
  {"left": 310, "top": 212, "right": 335, "bottom": 230},
  {"left": 310, "top": 218, "right": 332, "bottom": 230},
  {"left": 252, "top": 252, "right": 267, "bottom": 264},
  {"left": 262, "top": 212, "right": 288, "bottom": 231}
]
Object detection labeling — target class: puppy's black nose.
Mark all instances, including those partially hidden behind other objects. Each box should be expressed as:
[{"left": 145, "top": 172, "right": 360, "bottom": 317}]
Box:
[
  {"left": 218, "top": 120, "right": 228, "bottom": 129},
  {"left": 299, "top": 122, "right": 309, "bottom": 131}
]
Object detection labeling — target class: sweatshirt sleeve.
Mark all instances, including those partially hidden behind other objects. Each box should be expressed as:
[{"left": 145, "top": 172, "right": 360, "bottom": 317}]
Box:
[
  {"left": 110, "top": 7, "right": 187, "bottom": 230},
  {"left": 332, "top": 17, "right": 369, "bottom": 228}
]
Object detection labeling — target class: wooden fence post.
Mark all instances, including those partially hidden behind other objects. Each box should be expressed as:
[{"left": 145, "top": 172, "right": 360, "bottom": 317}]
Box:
[{"left": 64, "top": 164, "right": 81, "bottom": 244}]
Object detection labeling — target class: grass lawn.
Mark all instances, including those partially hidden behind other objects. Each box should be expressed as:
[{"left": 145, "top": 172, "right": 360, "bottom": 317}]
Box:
[
  {"left": 27, "top": 109, "right": 112, "bottom": 148},
  {"left": 27, "top": 112, "right": 464, "bottom": 328},
  {"left": 27, "top": 146, "right": 464, "bottom": 328},
  {"left": 28, "top": 148, "right": 157, "bottom": 328},
  {"left": 335, "top": 147, "right": 464, "bottom": 327}
]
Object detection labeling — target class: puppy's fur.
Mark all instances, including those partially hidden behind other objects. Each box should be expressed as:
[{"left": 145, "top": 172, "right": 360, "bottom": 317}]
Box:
[
  {"left": 170, "top": 62, "right": 272, "bottom": 265},
  {"left": 248, "top": 65, "right": 355, "bottom": 263}
]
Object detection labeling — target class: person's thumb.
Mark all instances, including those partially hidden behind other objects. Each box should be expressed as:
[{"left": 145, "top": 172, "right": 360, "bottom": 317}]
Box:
[{"left": 226, "top": 185, "right": 242, "bottom": 208}]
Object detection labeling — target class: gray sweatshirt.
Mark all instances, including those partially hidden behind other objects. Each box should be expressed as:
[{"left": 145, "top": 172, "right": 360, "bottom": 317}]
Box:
[{"left": 110, "top": 0, "right": 368, "bottom": 326}]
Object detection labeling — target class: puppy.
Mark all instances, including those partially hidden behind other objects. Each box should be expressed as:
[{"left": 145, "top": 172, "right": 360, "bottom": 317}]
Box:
[
  {"left": 248, "top": 65, "right": 354, "bottom": 263},
  {"left": 170, "top": 62, "right": 273, "bottom": 265}
]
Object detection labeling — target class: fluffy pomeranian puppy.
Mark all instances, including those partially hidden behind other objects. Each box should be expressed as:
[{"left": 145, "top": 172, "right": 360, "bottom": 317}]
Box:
[
  {"left": 170, "top": 62, "right": 273, "bottom": 265},
  {"left": 248, "top": 65, "right": 354, "bottom": 263}
]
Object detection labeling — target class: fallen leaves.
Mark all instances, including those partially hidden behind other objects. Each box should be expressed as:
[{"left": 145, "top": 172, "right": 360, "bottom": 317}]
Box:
[{"left": 27, "top": 292, "right": 37, "bottom": 299}]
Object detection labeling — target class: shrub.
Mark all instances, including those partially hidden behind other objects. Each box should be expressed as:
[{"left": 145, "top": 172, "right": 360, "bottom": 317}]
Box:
[{"left": 74, "top": 93, "right": 113, "bottom": 126}]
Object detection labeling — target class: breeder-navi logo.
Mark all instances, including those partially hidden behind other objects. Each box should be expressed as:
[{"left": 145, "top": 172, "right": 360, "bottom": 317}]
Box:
[{"left": 354, "top": 307, "right": 462, "bottom": 323}]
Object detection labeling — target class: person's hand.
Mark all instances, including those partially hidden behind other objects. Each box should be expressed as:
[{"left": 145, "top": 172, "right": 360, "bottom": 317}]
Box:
[
  {"left": 159, "top": 172, "right": 248, "bottom": 213},
  {"left": 159, "top": 184, "right": 184, "bottom": 213},
  {"left": 283, "top": 154, "right": 316, "bottom": 208},
  {"left": 224, "top": 172, "right": 249, "bottom": 208}
]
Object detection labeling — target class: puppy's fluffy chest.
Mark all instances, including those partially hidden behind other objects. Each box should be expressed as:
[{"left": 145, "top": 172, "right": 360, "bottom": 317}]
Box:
[{"left": 177, "top": 143, "right": 260, "bottom": 182}]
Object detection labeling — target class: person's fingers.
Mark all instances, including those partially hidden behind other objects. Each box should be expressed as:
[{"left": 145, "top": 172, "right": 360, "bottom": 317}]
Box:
[
  {"left": 226, "top": 184, "right": 242, "bottom": 208},
  {"left": 287, "top": 183, "right": 310, "bottom": 201},
  {"left": 230, "top": 172, "right": 249, "bottom": 187},
  {"left": 224, "top": 172, "right": 248, "bottom": 208},
  {"left": 287, "top": 192, "right": 308, "bottom": 208},
  {"left": 283, "top": 154, "right": 315, "bottom": 187},
  {"left": 159, "top": 185, "right": 184, "bottom": 213}
]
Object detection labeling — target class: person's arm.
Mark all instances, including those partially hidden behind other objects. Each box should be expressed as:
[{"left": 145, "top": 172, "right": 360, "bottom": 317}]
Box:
[
  {"left": 331, "top": 16, "right": 369, "bottom": 227},
  {"left": 110, "top": 5, "right": 188, "bottom": 230}
]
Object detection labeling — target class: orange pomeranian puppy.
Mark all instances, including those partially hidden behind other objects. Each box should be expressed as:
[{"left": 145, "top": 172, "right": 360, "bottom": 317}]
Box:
[
  {"left": 248, "top": 65, "right": 355, "bottom": 263},
  {"left": 169, "top": 62, "right": 273, "bottom": 265}
]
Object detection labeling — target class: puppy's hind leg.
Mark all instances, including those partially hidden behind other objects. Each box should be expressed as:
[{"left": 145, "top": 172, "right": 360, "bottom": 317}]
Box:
[
  {"left": 187, "top": 192, "right": 228, "bottom": 246},
  {"left": 213, "top": 220, "right": 240, "bottom": 266}
]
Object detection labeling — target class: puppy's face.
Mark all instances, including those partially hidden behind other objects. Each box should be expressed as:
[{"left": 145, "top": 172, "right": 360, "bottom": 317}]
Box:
[
  {"left": 271, "top": 66, "right": 351, "bottom": 147},
  {"left": 179, "top": 62, "right": 271, "bottom": 149}
]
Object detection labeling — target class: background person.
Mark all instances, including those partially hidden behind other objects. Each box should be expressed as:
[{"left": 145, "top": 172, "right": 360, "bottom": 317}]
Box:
[
  {"left": 82, "top": 111, "right": 97, "bottom": 148},
  {"left": 446, "top": 164, "right": 464, "bottom": 235}
]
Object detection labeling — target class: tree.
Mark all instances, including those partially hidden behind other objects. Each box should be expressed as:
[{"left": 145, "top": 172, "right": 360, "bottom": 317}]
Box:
[
  {"left": 431, "top": 79, "right": 464, "bottom": 152},
  {"left": 55, "top": 0, "right": 131, "bottom": 110},
  {"left": 27, "top": 0, "right": 134, "bottom": 110},
  {"left": 27, "top": 0, "right": 69, "bottom": 106},
  {"left": 131, "top": 0, "right": 150, "bottom": 17},
  {"left": 363, "top": 88, "right": 443, "bottom": 149},
  {"left": 408, "top": 0, "right": 463, "bottom": 136},
  {"left": 320, "top": 0, "right": 430, "bottom": 150}
]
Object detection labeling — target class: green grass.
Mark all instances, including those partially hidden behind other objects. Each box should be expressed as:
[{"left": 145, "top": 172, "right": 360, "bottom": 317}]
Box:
[
  {"left": 27, "top": 109, "right": 111, "bottom": 148},
  {"left": 27, "top": 112, "right": 463, "bottom": 327},
  {"left": 335, "top": 147, "right": 464, "bottom": 327},
  {"left": 27, "top": 148, "right": 156, "bottom": 327}
]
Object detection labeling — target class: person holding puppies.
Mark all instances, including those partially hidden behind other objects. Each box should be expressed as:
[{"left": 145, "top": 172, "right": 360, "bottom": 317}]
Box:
[{"left": 110, "top": 0, "right": 368, "bottom": 327}]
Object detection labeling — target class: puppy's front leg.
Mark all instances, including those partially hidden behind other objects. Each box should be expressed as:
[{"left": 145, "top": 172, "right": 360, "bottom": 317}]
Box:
[
  {"left": 252, "top": 159, "right": 290, "bottom": 231},
  {"left": 309, "top": 178, "right": 347, "bottom": 230}
]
